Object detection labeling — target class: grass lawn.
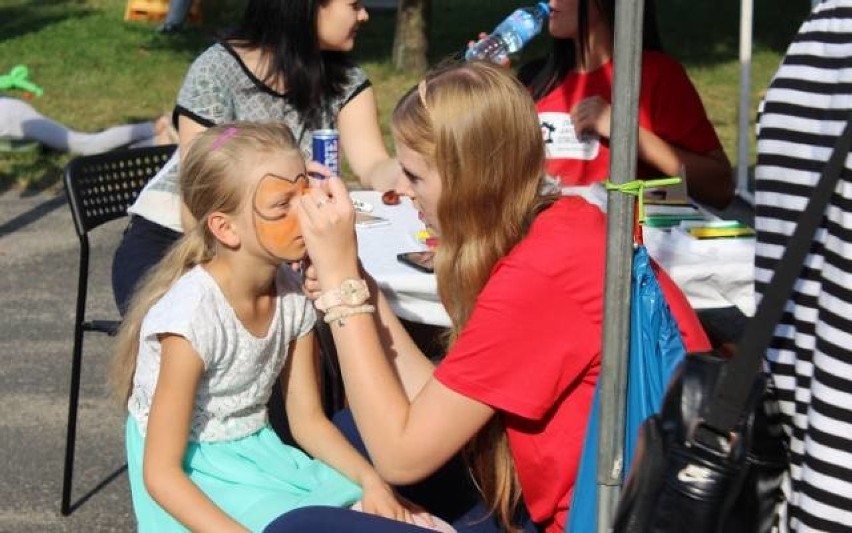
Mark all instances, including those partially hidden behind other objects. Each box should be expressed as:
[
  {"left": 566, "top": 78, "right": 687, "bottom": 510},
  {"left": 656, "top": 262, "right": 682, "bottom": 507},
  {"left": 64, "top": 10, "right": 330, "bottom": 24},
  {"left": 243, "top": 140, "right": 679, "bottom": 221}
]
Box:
[{"left": 0, "top": 0, "right": 811, "bottom": 192}]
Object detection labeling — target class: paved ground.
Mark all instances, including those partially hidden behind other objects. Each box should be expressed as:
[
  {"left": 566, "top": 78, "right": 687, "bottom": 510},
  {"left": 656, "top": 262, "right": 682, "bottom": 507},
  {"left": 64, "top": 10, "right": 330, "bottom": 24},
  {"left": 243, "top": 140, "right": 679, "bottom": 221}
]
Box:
[
  {"left": 0, "top": 186, "right": 754, "bottom": 532},
  {"left": 0, "top": 189, "right": 134, "bottom": 532}
]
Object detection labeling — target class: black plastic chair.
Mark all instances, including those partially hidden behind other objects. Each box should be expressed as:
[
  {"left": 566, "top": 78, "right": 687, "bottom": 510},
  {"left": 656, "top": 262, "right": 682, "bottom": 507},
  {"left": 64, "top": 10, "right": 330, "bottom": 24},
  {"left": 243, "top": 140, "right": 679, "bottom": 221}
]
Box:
[{"left": 61, "top": 144, "right": 176, "bottom": 515}]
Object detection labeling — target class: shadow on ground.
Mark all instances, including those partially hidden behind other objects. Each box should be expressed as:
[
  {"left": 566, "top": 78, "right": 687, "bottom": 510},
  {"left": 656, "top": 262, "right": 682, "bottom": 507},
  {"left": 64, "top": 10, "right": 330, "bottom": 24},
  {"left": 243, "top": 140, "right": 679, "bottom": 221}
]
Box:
[{"left": 0, "top": 1, "right": 94, "bottom": 44}]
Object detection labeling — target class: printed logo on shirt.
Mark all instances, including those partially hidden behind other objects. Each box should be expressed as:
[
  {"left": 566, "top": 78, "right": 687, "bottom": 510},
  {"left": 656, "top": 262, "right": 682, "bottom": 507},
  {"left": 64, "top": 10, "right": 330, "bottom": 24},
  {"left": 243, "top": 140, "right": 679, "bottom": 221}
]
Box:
[{"left": 539, "top": 112, "right": 600, "bottom": 161}]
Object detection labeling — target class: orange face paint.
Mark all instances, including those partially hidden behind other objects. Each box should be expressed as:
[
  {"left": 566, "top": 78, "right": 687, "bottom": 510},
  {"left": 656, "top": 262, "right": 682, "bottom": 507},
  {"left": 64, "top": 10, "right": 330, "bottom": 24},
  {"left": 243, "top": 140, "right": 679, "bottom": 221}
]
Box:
[{"left": 252, "top": 172, "right": 308, "bottom": 261}]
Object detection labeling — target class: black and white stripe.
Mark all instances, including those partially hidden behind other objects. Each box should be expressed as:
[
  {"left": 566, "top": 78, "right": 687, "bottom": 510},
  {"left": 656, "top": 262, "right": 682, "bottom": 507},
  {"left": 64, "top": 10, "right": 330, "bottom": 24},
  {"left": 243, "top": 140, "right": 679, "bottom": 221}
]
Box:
[{"left": 755, "top": 2, "right": 852, "bottom": 531}]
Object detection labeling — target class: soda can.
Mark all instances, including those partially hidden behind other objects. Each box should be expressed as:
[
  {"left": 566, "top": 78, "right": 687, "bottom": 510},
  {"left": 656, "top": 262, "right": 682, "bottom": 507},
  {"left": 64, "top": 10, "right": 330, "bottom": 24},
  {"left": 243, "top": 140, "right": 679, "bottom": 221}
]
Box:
[{"left": 311, "top": 129, "right": 340, "bottom": 178}]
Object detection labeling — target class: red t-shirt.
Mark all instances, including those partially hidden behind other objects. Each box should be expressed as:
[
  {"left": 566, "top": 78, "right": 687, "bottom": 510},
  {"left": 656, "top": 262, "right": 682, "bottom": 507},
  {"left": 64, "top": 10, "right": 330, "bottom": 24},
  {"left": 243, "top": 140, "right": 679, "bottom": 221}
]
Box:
[
  {"left": 536, "top": 51, "right": 722, "bottom": 185},
  {"left": 433, "top": 197, "right": 710, "bottom": 532}
]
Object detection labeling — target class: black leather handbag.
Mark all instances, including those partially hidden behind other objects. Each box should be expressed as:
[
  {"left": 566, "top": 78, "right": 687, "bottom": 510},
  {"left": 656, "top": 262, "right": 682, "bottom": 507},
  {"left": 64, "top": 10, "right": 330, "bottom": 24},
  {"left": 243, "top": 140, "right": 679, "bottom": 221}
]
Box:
[
  {"left": 613, "top": 114, "right": 852, "bottom": 533},
  {"left": 612, "top": 355, "right": 788, "bottom": 533}
]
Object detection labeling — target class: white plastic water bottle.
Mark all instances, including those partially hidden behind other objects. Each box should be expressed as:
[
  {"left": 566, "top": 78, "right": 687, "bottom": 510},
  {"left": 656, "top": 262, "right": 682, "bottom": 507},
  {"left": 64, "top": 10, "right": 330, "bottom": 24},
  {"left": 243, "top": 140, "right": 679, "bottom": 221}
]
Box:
[{"left": 465, "top": 2, "right": 550, "bottom": 64}]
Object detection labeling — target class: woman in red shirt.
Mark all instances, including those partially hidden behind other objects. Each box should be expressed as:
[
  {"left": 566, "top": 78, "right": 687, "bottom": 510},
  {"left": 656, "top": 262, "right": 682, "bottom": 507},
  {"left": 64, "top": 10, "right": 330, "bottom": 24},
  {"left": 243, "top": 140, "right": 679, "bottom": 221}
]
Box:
[
  {"left": 295, "top": 61, "right": 710, "bottom": 532},
  {"left": 519, "top": 0, "right": 733, "bottom": 208}
]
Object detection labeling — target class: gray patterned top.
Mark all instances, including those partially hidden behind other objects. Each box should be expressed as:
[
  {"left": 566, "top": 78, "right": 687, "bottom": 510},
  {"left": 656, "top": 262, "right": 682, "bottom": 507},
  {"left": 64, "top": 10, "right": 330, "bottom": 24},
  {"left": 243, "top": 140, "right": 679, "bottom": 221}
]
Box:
[{"left": 128, "top": 42, "right": 370, "bottom": 232}]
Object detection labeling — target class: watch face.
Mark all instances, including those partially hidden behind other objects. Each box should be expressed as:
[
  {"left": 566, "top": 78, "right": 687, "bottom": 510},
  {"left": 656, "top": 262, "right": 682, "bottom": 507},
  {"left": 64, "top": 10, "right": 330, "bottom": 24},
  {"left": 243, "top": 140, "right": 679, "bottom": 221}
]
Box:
[
  {"left": 316, "top": 279, "right": 367, "bottom": 311},
  {"left": 341, "top": 279, "right": 365, "bottom": 305}
]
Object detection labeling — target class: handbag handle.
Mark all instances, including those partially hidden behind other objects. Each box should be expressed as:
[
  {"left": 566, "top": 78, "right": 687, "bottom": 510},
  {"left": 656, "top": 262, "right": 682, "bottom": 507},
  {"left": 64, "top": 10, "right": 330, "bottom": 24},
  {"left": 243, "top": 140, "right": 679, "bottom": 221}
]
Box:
[{"left": 696, "top": 112, "right": 852, "bottom": 447}]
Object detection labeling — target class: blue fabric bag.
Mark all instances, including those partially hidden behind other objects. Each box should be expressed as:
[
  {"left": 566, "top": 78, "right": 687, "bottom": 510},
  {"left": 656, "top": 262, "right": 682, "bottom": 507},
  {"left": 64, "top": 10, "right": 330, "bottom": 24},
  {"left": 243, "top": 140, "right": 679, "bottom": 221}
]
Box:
[{"left": 566, "top": 245, "right": 687, "bottom": 532}]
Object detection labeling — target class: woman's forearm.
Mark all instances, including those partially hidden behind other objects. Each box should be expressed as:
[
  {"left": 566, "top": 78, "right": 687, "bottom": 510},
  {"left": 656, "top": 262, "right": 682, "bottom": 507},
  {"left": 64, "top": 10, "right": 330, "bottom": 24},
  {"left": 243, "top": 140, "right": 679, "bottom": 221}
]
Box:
[
  {"left": 636, "top": 128, "right": 733, "bottom": 208},
  {"left": 360, "top": 157, "right": 402, "bottom": 192},
  {"left": 365, "top": 274, "right": 436, "bottom": 400},
  {"left": 325, "top": 311, "right": 425, "bottom": 480}
]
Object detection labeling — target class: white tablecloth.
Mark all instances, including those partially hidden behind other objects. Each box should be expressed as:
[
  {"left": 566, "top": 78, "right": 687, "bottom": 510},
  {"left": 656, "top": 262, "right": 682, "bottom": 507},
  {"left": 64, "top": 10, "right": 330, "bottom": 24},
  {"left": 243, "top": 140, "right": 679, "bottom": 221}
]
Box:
[
  {"left": 563, "top": 185, "right": 756, "bottom": 317},
  {"left": 352, "top": 189, "right": 755, "bottom": 328}
]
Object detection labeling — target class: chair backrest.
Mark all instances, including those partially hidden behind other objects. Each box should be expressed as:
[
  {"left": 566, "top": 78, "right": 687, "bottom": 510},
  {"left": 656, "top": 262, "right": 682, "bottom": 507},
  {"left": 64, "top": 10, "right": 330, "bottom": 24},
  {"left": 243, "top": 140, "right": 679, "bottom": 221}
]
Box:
[{"left": 63, "top": 144, "right": 176, "bottom": 237}]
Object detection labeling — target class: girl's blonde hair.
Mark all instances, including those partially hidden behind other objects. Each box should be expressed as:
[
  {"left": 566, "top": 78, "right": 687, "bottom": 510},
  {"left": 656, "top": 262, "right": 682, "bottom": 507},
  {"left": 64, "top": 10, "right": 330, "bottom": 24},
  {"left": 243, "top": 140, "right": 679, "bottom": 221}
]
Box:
[
  {"left": 111, "top": 122, "right": 301, "bottom": 403},
  {"left": 391, "top": 61, "right": 557, "bottom": 531}
]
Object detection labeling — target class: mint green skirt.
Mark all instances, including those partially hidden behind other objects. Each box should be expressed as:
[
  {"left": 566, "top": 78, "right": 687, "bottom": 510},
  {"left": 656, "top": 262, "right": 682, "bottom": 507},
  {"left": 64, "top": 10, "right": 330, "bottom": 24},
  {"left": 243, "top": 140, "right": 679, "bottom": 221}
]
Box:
[{"left": 126, "top": 417, "right": 362, "bottom": 532}]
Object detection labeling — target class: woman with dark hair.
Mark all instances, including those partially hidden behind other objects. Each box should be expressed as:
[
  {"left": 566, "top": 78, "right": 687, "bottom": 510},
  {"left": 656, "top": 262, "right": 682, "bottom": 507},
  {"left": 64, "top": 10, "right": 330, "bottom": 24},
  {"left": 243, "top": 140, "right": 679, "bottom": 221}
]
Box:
[
  {"left": 519, "top": 0, "right": 733, "bottom": 209},
  {"left": 112, "top": 0, "right": 400, "bottom": 314}
]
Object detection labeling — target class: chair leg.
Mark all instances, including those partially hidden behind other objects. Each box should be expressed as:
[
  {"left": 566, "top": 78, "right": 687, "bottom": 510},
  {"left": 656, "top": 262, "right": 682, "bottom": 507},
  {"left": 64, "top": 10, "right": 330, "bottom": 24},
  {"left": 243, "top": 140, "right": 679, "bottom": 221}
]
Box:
[
  {"left": 62, "top": 246, "right": 89, "bottom": 516},
  {"left": 61, "top": 324, "right": 84, "bottom": 516}
]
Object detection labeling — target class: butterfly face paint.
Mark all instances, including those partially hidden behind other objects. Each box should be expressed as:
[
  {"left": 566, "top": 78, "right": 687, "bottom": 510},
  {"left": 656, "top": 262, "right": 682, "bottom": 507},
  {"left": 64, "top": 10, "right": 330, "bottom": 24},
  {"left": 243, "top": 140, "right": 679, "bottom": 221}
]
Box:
[{"left": 252, "top": 172, "right": 308, "bottom": 262}]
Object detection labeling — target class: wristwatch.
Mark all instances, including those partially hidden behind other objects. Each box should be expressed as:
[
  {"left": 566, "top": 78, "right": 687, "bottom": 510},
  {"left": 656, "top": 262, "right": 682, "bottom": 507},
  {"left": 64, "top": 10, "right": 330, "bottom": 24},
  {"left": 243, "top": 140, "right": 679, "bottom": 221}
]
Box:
[{"left": 315, "top": 279, "right": 370, "bottom": 312}]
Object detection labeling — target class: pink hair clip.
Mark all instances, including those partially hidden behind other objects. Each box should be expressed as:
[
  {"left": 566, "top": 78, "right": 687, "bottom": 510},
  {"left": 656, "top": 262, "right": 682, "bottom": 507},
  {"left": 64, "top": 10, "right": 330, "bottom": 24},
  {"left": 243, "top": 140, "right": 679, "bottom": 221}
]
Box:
[{"left": 210, "top": 127, "right": 239, "bottom": 151}]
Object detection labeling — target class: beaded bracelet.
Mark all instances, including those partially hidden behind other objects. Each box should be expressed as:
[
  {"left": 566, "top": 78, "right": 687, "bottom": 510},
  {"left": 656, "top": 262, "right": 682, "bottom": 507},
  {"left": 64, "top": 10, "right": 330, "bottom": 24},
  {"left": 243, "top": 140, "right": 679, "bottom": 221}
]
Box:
[{"left": 323, "top": 304, "right": 376, "bottom": 326}]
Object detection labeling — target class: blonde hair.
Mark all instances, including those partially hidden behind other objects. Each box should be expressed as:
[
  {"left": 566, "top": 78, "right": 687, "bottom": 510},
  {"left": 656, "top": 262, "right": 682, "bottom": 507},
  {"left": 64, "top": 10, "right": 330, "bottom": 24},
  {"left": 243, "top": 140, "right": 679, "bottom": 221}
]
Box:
[
  {"left": 392, "top": 61, "right": 557, "bottom": 530},
  {"left": 111, "top": 122, "right": 301, "bottom": 403}
]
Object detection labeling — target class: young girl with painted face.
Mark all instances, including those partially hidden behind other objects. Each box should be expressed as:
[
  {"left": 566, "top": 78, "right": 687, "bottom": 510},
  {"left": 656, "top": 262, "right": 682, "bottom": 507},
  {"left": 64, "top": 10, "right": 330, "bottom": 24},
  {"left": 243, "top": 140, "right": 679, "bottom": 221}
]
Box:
[{"left": 111, "top": 123, "right": 431, "bottom": 532}]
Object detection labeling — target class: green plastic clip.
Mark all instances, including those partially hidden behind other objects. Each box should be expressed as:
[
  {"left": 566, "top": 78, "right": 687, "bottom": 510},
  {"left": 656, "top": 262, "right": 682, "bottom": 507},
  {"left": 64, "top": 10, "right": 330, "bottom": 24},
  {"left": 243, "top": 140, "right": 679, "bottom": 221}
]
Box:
[{"left": 603, "top": 177, "right": 682, "bottom": 223}]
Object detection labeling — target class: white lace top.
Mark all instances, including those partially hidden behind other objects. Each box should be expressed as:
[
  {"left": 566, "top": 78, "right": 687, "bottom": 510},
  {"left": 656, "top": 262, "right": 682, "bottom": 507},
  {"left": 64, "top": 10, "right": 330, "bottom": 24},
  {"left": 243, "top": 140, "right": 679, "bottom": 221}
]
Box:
[{"left": 127, "top": 265, "right": 316, "bottom": 442}]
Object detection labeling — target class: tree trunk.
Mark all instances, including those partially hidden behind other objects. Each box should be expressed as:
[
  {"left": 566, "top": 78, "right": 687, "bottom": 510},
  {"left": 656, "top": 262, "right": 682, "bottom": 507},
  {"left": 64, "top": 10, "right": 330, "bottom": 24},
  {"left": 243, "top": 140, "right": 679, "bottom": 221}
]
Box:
[{"left": 392, "top": 0, "right": 431, "bottom": 73}]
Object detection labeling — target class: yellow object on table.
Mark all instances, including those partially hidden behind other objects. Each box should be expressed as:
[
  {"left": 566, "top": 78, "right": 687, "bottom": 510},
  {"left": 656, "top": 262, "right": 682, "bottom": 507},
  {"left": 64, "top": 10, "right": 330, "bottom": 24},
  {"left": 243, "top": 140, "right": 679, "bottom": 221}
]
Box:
[
  {"left": 124, "top": 0, "right": 202, "bottom": 23},
  {"left": 416, "top": 229, "right": 439, "bottom": 250}
]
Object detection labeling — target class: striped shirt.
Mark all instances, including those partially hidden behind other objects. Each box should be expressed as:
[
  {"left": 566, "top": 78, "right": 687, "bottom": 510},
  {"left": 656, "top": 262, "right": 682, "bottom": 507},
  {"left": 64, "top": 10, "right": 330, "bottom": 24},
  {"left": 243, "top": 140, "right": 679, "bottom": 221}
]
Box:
[{"left": 754, "top": 1, "right": 852, "bottom": 531}]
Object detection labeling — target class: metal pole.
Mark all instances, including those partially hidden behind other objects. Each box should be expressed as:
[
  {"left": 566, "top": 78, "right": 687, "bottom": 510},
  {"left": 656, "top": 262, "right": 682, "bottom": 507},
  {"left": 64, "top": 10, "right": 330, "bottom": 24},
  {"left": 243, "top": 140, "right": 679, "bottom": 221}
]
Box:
[
  {"left": 596, "top": 0, "right": 644, "bottom": 531},
  {"left": 735, "top": 0, "right": 755, "bottom": 205}
]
